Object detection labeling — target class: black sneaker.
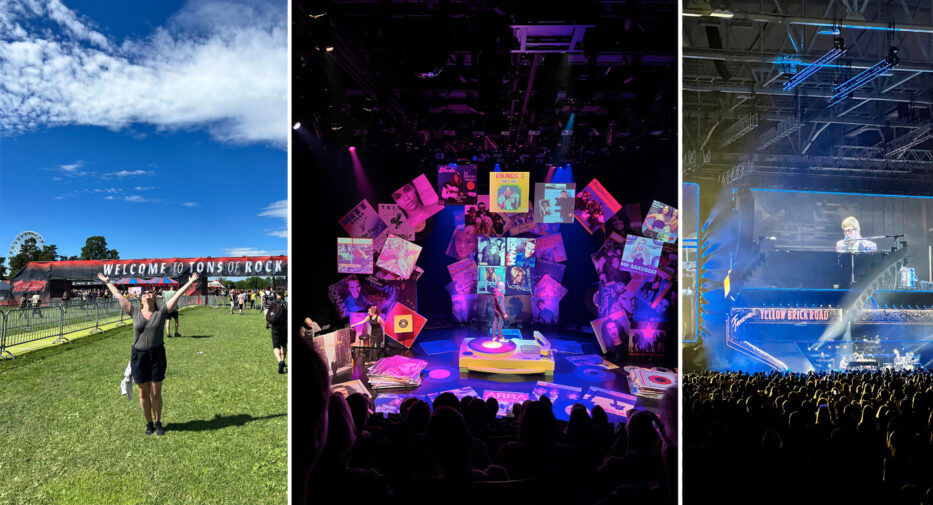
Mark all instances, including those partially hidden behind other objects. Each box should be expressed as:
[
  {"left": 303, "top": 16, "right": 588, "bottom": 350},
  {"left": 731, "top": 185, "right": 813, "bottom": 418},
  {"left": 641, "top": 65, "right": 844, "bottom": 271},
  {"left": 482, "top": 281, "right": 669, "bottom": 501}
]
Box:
[
  {"left": 154, "top": 421, "right": 165, "bottom": 436},
  {"left": 278, "top": 361, "right": 285, "bottom": 374},
  {"left": 145, "top": 422, "right": 155, "bottom": 435}
]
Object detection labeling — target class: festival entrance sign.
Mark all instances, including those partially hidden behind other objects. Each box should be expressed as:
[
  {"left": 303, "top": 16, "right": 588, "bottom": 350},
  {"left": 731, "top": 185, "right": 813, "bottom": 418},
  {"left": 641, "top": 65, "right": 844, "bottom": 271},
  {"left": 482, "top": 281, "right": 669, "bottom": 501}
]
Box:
[{"left": 11, "top": 256, "right": 288, "bottom": 299}]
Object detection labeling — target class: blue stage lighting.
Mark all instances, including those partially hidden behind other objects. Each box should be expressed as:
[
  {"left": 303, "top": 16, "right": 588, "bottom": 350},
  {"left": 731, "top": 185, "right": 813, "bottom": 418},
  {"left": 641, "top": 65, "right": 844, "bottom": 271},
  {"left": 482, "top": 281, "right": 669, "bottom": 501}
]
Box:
[
  {"left": 550, "top": 164, "right": 575, "bottom": 184},
  {"left": 783, "top": 38, "right": 846, "bottom": 90},
  {"left": 828, "top": 48, "right": 899, "bottom": 107}
]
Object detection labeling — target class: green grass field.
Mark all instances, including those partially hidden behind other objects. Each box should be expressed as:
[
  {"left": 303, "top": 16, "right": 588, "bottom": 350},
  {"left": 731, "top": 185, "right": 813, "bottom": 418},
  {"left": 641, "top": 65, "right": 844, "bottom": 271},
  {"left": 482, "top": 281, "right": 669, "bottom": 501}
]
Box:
[{"left": 0, "top": 307, "right": 287, "bottom": 505}]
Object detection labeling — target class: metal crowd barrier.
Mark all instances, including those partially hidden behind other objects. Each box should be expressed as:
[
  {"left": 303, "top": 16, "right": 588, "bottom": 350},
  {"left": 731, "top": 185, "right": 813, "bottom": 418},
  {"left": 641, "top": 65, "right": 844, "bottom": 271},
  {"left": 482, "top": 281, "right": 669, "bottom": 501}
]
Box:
[
  {"left": 0, "top": 296, "right": 205, "bottom": 359},
  {"left": 205, "top": 295, "right": 269, "bottom": 310},
  {"left": 207, "top": 295, "right": 229, "bottom": 308}
]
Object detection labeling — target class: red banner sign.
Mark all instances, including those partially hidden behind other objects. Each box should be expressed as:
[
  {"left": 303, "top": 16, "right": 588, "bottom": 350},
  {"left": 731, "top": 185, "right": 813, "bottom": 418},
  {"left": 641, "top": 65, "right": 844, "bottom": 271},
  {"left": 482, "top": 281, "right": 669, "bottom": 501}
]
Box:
[{"left": 13, "top": 256, "right": 288, "bottom": 282}]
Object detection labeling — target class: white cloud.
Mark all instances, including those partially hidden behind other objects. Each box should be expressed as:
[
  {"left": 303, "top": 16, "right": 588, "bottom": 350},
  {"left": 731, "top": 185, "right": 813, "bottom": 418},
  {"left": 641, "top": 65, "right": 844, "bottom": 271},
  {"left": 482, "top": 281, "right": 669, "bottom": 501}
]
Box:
[
  {"left": 259, "top": 199, "right": 287, "bottom": 239},
  {"left": 124, "top": 195, "right": 148, "bottom": 203},
  {"left": 181, "top": 201, "right": 197, "bottom": 207},
  {"left": 59, "top": 161, "right": 85, "bottom": 173},
  {"left": 101, "top": 170, "right": 153, "bottom": 179},
  {"left": 46, "top": 0, "right": 111, "bottom": 49},
  {"left": 135, "top": 186, "right": 156, "bottom": 191},
  {"left": 224, "top": 247, "right": 284, "bottom": 257},
  {"left": 47, "top": 160, "right": 88, "bottom": 177},
  {"left": 0, "top": 0, "right": 287, "bottom": 148},
  {"left": 259, "top": 200, "right": 287, "bottom": 219}
]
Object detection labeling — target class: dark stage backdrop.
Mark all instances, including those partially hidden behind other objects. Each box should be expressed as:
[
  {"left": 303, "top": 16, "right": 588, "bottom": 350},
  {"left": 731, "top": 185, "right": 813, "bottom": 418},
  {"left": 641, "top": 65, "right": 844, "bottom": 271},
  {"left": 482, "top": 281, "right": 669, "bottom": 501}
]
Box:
[{"left": 295, "top": 143, "right": 676, "bottom": 337}]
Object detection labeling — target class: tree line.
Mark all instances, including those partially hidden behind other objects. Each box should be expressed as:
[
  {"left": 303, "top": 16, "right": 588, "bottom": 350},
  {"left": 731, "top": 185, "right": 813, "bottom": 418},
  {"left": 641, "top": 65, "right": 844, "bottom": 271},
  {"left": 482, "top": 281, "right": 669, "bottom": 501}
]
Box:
[{"left": 3, "top": 235, "right": 119, "bottom": 279}]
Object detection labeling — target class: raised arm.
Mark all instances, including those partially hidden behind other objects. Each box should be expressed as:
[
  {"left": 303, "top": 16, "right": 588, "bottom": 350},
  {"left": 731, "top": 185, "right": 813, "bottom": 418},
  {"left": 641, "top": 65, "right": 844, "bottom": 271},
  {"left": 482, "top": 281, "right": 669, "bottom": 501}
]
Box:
[
  {"left": 166, "top": 272, "right": 199, "bottom": 313},
  {"left": 98, "top": 272, "right": 132, "bottom": 315}
]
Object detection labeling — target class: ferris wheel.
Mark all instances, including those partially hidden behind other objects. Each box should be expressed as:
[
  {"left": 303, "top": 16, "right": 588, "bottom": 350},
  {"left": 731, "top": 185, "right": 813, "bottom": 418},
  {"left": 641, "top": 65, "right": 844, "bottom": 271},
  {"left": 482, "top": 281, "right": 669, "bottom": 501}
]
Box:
[{"left": 8, "top": 231, "right": 45, "bottom": 259}]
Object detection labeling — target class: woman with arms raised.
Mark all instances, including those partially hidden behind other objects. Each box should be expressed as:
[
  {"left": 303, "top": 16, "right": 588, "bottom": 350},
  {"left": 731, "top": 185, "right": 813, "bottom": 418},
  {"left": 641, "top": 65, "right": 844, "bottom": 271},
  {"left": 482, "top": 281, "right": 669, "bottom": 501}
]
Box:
[{"left": 99, "top": 271, "right": 199, "bottom": 436}]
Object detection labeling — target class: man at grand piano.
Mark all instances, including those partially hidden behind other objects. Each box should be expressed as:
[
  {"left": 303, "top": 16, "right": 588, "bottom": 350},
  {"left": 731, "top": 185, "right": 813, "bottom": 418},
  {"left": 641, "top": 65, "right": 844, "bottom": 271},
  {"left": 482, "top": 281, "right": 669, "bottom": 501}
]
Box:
[{"left": 836, "top": 216, "right": 878, "bottom": 253}]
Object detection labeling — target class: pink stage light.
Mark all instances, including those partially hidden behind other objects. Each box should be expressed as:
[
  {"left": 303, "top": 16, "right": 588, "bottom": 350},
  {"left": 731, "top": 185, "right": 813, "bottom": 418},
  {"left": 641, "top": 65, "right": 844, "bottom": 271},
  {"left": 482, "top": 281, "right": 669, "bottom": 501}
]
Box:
[
  {"left": 349, "top": 146, "right": 376, "bottom": 204},
  {"left": 428, "top": 369, "right": 451, "bottom": 379}
]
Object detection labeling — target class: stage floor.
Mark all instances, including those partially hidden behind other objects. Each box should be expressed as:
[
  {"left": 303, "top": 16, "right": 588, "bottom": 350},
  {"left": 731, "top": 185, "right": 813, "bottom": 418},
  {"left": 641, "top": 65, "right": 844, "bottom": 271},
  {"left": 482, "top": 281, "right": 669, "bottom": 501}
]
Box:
[{"left": 334, "top": 325, "right": 671, "bottom": 420}]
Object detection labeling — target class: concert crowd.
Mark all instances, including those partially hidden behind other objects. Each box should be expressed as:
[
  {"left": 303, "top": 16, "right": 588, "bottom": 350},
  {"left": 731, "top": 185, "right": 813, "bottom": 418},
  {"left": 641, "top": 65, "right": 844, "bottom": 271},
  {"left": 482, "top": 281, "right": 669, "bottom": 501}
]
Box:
[
  {"left": 295, "top": 338, "right": 677, "bottom": 505},
  {"left": 685, "top": 369, "right": 933, "bottom": 505}
]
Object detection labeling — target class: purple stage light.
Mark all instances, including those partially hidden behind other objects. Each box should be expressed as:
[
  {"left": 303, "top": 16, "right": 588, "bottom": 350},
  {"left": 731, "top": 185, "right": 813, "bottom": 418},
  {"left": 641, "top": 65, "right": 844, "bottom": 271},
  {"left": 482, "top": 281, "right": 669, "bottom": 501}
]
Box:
[{"left": 349, "top": 146, "right": 356, "bottom": 152}]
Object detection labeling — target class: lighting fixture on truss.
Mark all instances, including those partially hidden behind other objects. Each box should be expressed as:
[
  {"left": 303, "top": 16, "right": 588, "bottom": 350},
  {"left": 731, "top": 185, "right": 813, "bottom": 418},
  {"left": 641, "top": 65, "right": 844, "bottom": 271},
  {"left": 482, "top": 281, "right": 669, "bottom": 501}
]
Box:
[
  {"left": 757, "top": 117, "right": 803, "bottom": 151},
  {"left": 783, "top": 37, "right": 846, "bottom": 90},
  {"left": 828, "top": 47, "right": 899, "bottom": 107},
  {"left": 720, "top": 112, "right": 759, "bottom": 146}
]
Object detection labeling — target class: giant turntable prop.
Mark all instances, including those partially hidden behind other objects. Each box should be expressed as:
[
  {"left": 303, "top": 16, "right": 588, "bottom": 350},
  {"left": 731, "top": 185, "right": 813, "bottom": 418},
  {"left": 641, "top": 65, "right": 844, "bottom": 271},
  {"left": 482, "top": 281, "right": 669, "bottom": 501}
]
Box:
[{"left": 459, "top": 330, "right": 555, "bottom": 375}]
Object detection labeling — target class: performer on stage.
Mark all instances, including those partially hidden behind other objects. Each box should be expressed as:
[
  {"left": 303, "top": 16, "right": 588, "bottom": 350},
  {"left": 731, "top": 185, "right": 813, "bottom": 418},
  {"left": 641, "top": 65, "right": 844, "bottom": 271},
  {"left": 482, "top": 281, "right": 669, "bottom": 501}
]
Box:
[
  {"left": 351, "top": 306, "right": 387, "bottom": 358},
  {"left": 836, "top": 216, "right": 877, "bottom": 253},
  {"left": 491, "top": 281, "right": 507, "bottom": 341}
]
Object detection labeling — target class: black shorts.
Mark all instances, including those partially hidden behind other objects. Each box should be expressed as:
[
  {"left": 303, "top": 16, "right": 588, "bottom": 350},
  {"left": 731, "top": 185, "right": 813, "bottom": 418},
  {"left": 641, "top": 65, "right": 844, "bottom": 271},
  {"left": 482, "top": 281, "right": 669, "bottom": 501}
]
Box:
[
  {"left": 131, "top": 345, "right": 167, "bottom": 384},
  {"left": 271, "top": 327, "right": 287, "bottom": 349},
  {"left": 168, "top": 310, "right": 179, "bottom": 321}
]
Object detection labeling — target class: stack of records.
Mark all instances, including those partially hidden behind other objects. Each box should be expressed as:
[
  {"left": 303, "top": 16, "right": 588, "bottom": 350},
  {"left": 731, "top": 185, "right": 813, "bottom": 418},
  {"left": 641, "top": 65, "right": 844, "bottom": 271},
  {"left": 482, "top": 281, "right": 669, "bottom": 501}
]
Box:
[
  {"left": 628, "top": 367, "right": 677, "bottom": 399},
  {"left": 367, "top": 355, "right": 428, "bottom": 389}
]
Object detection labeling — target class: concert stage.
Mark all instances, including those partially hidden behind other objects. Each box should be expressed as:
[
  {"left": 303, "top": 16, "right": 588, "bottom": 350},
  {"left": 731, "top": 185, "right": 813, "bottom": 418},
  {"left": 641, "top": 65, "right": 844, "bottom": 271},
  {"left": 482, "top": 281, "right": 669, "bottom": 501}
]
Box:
[
  {"left": 459, "top": 330, "right": 555, "bottom": 375},
  {"left": 332, "top": 327, "right": 668, "bottom": 421},
  {"left": 686, "top": 186, "right": 933, "bottom": 374},
  {"left": 727, "top": 288, "right": 933, "bottom": 372}
]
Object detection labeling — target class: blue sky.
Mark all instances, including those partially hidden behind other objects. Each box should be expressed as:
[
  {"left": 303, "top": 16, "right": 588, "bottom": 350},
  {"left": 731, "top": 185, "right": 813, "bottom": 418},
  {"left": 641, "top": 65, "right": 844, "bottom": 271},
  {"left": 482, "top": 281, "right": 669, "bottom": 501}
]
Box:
[{"left": 0, "top": 0, "right": 287, "bottom": 262}]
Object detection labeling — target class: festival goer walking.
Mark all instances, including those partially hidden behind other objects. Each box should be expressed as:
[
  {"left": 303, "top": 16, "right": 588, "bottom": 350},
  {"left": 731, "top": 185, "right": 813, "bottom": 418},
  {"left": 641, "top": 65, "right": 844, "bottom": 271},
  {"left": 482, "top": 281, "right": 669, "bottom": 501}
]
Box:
[
  {"left": 31, "top": 292, "right": 42, "bottom": 318},
  {"left": 266, "top": 288, "right": 288, "bottom": 373}
]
